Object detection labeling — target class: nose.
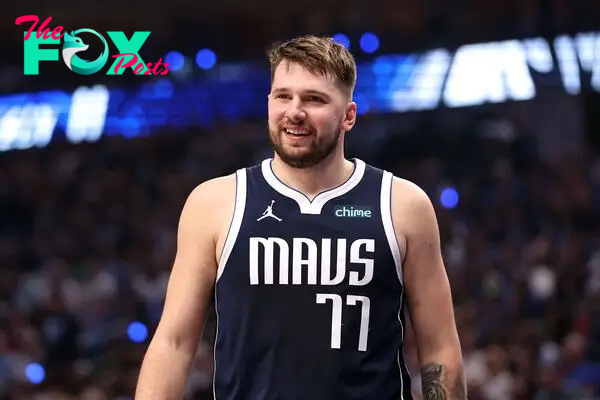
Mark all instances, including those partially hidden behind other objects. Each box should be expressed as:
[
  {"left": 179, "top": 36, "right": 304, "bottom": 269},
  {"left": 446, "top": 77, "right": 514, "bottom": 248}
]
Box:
[{"left": 284, "top": 97, "right": 306, "bottom": 122}]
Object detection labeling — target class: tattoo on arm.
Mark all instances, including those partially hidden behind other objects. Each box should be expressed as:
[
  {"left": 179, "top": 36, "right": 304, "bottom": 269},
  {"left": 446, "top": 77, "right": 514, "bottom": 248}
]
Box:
[
  {"left": 421, "top": 363, "right": 447, "bottom": 400},
  {"left": 421, "top": 363, "right": 467, "bottom": 400}
]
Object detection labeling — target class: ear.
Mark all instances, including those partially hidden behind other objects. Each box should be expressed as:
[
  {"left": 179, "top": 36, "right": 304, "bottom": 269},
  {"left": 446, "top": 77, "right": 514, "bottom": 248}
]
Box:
[{"left": 341, "top": 101, "right": 357, "bottom": 132}]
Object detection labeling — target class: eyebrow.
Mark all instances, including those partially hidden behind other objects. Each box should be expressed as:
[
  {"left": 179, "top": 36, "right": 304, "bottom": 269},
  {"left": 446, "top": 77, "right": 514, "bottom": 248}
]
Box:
[{"left": 271, "top": 88, "right": 331, "bottom": 99}]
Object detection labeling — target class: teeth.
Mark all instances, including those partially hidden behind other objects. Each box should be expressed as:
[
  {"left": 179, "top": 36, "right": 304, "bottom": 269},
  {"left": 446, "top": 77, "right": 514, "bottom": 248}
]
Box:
[{"left": 285, "top": 128, "right": 309, "bottom": 136}]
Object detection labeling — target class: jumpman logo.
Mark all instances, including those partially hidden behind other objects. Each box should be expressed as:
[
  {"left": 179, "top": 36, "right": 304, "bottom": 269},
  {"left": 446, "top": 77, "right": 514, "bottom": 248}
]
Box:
[{"left": 257, "top": 200, "right": 282, "bottom": 222}]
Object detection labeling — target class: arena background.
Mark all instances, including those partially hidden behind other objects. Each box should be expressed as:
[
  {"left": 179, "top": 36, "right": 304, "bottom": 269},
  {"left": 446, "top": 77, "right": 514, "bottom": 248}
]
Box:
[{"left": 1, "top": 1, "right": 600, "bottom": 399}]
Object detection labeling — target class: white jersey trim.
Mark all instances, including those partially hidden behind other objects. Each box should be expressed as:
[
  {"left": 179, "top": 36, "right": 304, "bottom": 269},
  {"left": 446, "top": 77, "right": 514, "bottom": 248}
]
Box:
[
  {"left": 261, "top": 158, "right": 366, "bottom": 215},
  {"left": 216, "top": 168, "right": 247, "bottom": 282},
  {"left": 213, "top": 168, "right": 247, "bottom": 399},
  {"left": 380, "top": 170, "right": 403, "bottom": 282},
  {"left": 381, "top": 170, "right": 410, "bottom": 400},
  {"left": 380, "top": 171, "right": 410, "bottom": 400}
]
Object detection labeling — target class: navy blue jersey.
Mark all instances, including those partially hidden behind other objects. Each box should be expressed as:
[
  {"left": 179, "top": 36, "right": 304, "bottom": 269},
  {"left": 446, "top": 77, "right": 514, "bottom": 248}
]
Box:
[{"left": 213, "top": 158, "right": 412, "bottom": 400}]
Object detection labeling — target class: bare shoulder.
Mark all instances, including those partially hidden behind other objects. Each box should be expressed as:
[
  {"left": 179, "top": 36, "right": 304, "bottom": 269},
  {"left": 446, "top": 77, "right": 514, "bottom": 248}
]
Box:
[
  {"left": 187, "top": 173, "right": 237, "bottom": 207},
  {"left": 388, "top": 175, "right": 439, "bottom": 258},
  {"left": 182, "top": 173, "right": 238, "bottom": 259},
  {"left": 389, "top": 175, "right": 435, "bottom": 220},
  {"left": 183, "top": 173, "right": 237, "bottom": 221}
]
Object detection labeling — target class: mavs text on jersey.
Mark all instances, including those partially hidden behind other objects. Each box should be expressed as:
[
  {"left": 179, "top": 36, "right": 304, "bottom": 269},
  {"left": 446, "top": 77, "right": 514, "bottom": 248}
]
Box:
[{"left": 213, "top": 158, "right": 412, "bottom": 400}]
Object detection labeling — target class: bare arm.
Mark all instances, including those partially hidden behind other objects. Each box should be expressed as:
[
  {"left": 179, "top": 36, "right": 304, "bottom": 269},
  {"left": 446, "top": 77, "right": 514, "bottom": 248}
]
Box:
[
  {"left": 135, "top": 175, "right": 235, "bottom": 399},
  {"left": 392, "top": 178, "right": 466, "bottom": 399}
]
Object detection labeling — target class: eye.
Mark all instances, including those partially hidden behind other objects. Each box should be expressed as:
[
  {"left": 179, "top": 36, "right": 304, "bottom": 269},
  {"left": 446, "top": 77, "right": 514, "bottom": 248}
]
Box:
[
  {"left": 305, "top": 96, "right": 325, "bottom": 103},
  {"left": 274, "top": 94, "right": 291, "bottom": 100}
]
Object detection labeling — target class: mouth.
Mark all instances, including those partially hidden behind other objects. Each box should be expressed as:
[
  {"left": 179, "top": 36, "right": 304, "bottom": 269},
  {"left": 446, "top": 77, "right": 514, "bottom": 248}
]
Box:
[{"left": 283, "top": 127, "right": 312, "bottom": 139}]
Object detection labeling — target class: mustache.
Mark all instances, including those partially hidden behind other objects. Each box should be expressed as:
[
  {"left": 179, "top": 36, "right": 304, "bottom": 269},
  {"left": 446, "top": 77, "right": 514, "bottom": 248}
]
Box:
[
  {"left": 279, "top": 123, "right": 314, "bottom": 131},
  {"left": 278, "top": 118, "right": 314, "bottom": 130}
]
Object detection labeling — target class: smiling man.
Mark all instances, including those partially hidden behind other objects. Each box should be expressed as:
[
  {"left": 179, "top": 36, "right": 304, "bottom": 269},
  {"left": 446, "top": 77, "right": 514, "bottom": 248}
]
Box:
[{"left": 135, "top": 35, "right": 466, "bottom": 400}]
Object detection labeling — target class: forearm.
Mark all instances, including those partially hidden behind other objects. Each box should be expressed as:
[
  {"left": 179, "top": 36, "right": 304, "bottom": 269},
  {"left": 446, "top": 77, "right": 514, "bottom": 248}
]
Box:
[
  {"left": 135, "top": 339, "right": 197, "bottom": 399},
  {"left": 420, "top": 349, "right": 466, "bottom": 400}
]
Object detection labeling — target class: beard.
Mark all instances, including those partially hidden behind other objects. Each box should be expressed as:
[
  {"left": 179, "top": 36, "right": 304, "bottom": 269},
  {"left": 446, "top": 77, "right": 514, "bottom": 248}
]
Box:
[{"left": 269, "top": 126, "right": 341, "bottom": 169}]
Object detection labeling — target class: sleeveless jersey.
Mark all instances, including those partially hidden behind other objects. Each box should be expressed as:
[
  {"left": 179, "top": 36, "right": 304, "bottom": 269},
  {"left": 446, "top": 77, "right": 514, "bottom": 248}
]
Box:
[{"left": 213, "top": 158, "right": 412, "bottom": 400}]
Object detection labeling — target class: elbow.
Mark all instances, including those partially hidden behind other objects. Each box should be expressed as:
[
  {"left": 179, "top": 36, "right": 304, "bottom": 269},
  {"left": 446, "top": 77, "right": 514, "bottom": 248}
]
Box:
[
  {"left": 421, "top": 345, "right": 463, "bottom": 370},
  {"left": 150, "top": 325, "right": 196, "bottom": 355},
  {"left": 418, "top": 327, "right": 463, "bottom": 364},
  {"left": 422, "top": 335, "right": 463, "bottom": 364}
]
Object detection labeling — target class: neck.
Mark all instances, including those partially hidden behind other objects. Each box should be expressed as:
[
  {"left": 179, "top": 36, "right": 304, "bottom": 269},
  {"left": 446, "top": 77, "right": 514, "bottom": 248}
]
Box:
[{"left": 271, "top": 151, "right": 355, "bottom": 201}]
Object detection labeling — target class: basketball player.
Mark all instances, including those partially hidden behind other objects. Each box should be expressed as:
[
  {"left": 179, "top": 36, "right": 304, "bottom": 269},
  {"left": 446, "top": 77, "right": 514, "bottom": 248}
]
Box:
[{"left": 135, "top": 35, "right": 466, "bottom": 399}]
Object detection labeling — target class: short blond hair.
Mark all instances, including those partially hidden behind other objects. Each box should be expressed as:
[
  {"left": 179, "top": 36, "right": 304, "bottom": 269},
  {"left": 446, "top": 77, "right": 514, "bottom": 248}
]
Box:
[{"left": 267, "top": 35, "right": 357, "bottom": 98}]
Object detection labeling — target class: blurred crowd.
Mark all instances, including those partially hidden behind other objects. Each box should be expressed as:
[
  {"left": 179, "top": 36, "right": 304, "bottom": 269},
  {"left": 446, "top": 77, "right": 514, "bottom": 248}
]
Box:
[
  {"left": 0, "top": 111, "right": 599, "bottom": 399},
  {"left": 0, "top": 125, "right": 264, "bottom": 399},
  {"left": 387, "top": 133, "right": 600, "bottom": 399}
]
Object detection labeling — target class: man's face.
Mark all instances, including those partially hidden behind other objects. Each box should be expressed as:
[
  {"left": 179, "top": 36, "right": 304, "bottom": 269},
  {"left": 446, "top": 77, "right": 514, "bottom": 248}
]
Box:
[{"left": 267, "top": 61, "right": 356, "bottom": 168}]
